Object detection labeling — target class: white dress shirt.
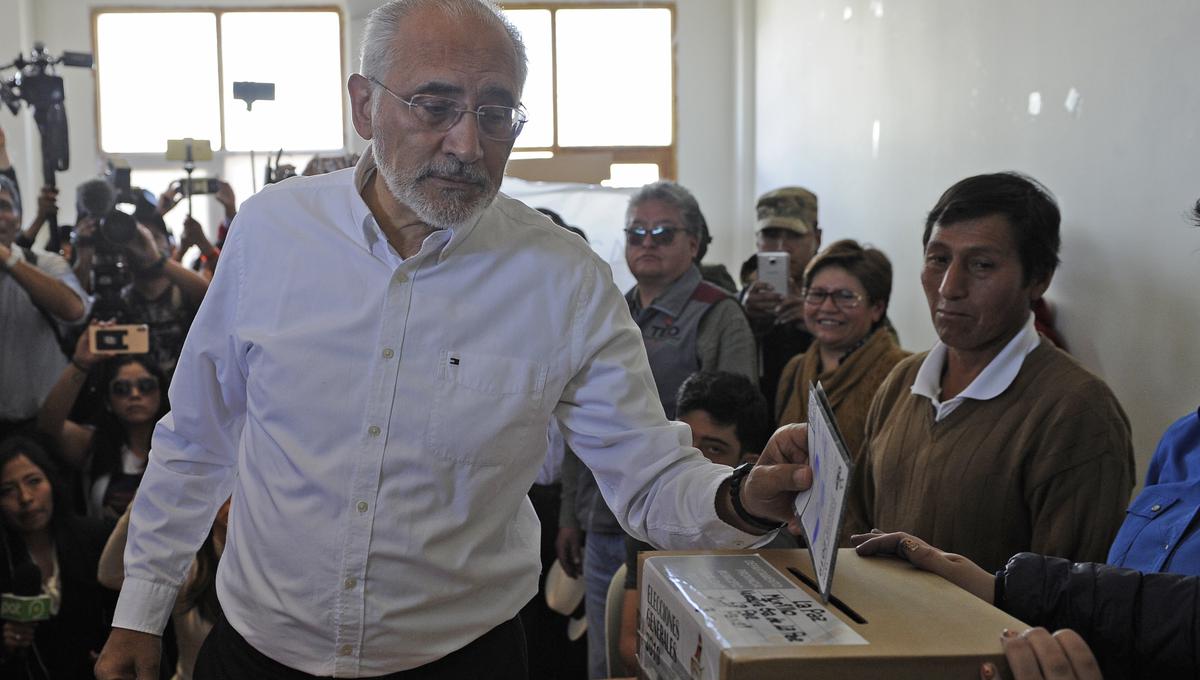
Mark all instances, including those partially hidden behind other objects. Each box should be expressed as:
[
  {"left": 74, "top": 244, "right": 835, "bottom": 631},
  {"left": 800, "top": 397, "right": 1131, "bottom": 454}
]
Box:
[
  {"left": 114, "top": 152, "right": 763, "bottom": 676},
  {"left": 911, "top": 313, "right": 1042, "bottom": 421}
]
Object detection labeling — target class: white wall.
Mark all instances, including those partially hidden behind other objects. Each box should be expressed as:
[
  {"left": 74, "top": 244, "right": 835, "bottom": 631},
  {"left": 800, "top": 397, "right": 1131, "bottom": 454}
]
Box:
[{"left": 754, "top": 0, "right": 1200, "bottom": 474}]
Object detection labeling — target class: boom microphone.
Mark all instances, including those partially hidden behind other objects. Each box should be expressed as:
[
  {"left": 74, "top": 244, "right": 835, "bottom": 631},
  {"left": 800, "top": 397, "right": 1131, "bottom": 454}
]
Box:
[{"left": 76, "top": 177, "right": 115, "bottom": 219}]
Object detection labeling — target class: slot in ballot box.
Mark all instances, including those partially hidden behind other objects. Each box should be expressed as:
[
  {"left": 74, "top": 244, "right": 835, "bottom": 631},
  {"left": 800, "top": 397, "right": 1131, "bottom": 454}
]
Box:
[{"left": 637, "top": 549, "right": 1027, "bottom": 680}]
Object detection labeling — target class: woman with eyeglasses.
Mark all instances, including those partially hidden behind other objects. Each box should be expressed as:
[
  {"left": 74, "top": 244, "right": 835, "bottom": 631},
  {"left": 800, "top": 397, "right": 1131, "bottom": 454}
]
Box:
[
  {"left": 775, "top": 240, "right": 908, "bottom": 462},
  {"left": 0, "top": 435, "right": 115, "bottom": 680},
  {"left": 36, "top": 322, "right": 169, "bottom": 520}
]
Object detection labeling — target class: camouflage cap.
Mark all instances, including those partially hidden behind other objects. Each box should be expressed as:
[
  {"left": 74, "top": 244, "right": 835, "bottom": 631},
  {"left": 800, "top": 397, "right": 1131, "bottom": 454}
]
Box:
[{"left": 755, "top": 187, "right": 818, "bottom": 236}]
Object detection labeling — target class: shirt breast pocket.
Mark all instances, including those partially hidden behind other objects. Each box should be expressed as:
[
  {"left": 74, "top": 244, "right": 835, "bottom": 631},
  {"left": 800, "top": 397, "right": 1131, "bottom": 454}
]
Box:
[
  {"left": 425, "top": 350, "right": 550, "bottom": 467},
  {"left": 1107, "top": 492, "right": 1181, "bottom": 571}
]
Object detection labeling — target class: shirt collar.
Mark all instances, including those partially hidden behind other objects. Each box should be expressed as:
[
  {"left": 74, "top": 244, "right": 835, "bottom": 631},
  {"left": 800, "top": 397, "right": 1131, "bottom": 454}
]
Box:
[
  {"left": 353, "top": 144, "right": 485, "bottom": 264},
  {"left": 912, "top": 313, "right": 1041, "bottom": 403},
  {"left": 632, "top": 265, "right": 702, "bottom": 317}
]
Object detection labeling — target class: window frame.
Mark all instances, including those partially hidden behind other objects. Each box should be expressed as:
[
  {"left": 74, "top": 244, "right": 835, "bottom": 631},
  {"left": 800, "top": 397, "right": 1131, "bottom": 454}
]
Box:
[
  {"left": 502, "top": 1, "right": 678, "bottom": 182},
  {"left": 90, "top": 5, "right": 348, "bottom": 156}
]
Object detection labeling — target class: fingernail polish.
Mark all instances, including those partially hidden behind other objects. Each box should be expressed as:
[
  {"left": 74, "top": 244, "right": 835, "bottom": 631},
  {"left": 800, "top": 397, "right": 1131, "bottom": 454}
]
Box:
[{"left": 1001, "top": 628, "right": 1017, "bottom": 639}]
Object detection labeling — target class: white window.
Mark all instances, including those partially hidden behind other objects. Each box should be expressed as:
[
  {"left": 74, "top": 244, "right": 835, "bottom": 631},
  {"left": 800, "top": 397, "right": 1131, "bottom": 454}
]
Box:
[
  {"left": 502, "top": 4, "right": 675, "bottom": 184},
  {"left": 94, "top": 8, "right": 344, "bottom": 155}
]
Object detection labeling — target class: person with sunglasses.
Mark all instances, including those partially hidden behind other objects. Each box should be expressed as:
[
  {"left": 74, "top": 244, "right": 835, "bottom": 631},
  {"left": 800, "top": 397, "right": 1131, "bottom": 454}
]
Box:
[
  {"left": 559, "top": 180, "right": 758, "bottom": 678},
  {"left": 774, "top": 240, "right": 908, "bottom": 480},
  {"left": 94, "top": 2, "right": 813, "bottom": 679},
  {"left": 36, "top": 322, "right": 169, "bottom": 520},
  {"left": 623, "top": 181, "right": 757, "bottom": 418}
]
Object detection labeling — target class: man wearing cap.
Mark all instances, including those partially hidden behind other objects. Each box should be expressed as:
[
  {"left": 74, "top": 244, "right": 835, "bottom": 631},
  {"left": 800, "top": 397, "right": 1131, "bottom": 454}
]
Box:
[{"left": 740, "top": 187, "right": 822, "bottom": 418}]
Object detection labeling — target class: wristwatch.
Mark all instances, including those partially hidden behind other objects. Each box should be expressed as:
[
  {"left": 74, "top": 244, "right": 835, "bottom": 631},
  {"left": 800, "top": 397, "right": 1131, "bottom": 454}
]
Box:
[
  {"left": 729, "top": 462, "right": 785, "bottom": 532},
  {"left": 3, "top": 246, "right": 23, "bottom": 269}
]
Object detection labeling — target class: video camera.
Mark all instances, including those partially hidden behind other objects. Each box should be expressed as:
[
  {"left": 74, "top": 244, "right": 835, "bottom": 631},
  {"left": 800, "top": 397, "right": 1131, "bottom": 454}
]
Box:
[{"left": 2, "top": 43, "right": 93, "bottom": 253}]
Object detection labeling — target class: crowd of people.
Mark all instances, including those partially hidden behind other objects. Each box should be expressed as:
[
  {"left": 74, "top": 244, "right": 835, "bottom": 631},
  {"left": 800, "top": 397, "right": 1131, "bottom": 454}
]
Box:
[{"left": 0, "top": 1, "right": 1196, "bottom": 679}]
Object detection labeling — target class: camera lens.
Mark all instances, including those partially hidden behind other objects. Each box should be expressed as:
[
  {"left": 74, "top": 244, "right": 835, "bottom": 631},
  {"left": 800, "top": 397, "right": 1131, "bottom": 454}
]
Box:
[{"left": 99, "top": 210, "right": 137, "bottom": 245}]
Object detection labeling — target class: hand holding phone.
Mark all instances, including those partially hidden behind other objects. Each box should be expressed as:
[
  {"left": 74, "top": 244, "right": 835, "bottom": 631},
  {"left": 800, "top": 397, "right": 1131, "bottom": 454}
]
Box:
[{"left": 757, "top": 251, "right": 791, "bottom": 295}]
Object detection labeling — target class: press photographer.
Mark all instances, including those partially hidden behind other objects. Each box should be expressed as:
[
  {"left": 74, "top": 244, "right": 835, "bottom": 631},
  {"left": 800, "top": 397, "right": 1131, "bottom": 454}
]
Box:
[
  {"left": 0, "top": 172, "right": 90, "bottom": 440},
  {"left": 72, "top": 177, "right": 209, "bottom": 380}
]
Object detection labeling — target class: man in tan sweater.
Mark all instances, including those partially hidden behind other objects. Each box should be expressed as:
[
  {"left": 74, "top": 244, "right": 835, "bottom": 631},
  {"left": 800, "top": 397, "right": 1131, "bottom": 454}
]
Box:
[{"left": 848, "top": 172, "right": 1134, "bottom": 572}]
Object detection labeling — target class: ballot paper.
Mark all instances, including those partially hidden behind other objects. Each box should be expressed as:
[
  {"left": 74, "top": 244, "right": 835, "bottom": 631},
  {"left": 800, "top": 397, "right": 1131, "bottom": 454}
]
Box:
[{"left": 792, "top": 381, "right": 853, "bottom": 602}]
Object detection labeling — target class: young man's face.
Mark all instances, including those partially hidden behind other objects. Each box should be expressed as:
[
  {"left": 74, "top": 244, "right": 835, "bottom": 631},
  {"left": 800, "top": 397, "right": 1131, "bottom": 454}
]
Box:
[{"left": 679, "top": 409, "right": 753, "bottom": 468}]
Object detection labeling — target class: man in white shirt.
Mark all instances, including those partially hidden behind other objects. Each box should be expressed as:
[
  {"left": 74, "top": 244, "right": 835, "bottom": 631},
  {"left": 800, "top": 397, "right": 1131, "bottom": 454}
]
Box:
[{"left": 95, "top": 2, "right": 811, "bottom": 678}]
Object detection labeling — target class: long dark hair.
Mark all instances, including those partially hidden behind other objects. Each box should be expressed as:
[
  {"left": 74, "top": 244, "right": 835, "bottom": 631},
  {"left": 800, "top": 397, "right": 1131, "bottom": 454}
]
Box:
[
  {"left": 88, "top": 354, "right": 170, "bottom": 480},
  {"left": 0, "top": 436, "right": 71, "bottom": 574}
]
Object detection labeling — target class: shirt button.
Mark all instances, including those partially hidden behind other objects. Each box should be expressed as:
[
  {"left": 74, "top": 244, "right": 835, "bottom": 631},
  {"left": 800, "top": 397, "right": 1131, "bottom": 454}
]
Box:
[
  {"left": 1151, "top": 504, "right": 1162, "bottom": 513},
  {"left": 382, "top": 348, "right": 394, "bottom": 359},
  {"left": 368, "top": 425, "right": 381, "bottom": 437},
  {"left": 338, "top": 645, "right": 353, "bottom": 657},
  {"left": 345, "top": 577, "right": 357, "bottom": 589},
  {"left": 357, "top": 501, "right": 369, "bottom": 513}
]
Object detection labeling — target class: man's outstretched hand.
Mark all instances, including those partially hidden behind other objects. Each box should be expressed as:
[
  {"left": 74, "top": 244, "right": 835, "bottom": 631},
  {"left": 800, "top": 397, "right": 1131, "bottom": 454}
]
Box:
[
  {"left": 736, "top": 424, "right": 813, "bottom": 533},
  {"left": 94, "top": 627, "right": 162, "bottom": 680}
]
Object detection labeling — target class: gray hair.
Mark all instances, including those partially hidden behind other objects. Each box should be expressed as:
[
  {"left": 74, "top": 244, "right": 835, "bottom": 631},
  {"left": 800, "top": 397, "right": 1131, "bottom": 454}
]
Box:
[
  {"left": 626, "top": 181, "right": 706, "bottom": 237},
  {"left": 0, "top": 175, "right": 19, "bottom": 216},
  {"left": 359, "top": 0, "right": 528, "bottom": 97}
]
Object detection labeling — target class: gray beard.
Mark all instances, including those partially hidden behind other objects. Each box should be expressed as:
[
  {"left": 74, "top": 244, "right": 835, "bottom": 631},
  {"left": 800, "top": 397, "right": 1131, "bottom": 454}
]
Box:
[{"left": 373, "top": 146, "right": 496, "bottom": 229}]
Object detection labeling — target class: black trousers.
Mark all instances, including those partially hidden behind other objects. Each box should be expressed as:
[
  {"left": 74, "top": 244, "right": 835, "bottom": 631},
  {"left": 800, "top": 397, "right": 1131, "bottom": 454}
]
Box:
[{"left": 193, "top": 613, "right": 528, "bottom": 680}]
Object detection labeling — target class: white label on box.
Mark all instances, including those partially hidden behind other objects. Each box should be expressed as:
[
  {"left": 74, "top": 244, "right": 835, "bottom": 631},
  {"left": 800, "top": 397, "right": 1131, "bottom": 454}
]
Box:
[{"left": 640, "top": 554, "right": 866, "bottom": 680}]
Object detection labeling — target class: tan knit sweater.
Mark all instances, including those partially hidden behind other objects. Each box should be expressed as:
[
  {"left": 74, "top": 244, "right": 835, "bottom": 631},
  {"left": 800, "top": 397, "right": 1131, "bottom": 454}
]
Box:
[
  {"left": 847, "top": 341, "right": 1135, "bottom": 572},
  {"left": 775, "top": 327, "right": 909, "bottom": 461}
]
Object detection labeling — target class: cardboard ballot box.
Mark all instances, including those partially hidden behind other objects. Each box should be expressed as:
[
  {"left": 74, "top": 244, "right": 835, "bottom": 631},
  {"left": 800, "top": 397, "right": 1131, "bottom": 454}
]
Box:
[{"left": 637, "top": 549, "right": 1026, "bottom": 680}]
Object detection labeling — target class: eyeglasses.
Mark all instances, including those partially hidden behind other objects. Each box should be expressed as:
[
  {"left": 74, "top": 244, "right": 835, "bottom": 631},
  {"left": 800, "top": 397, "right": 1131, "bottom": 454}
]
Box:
[
  {"left": 624, "top": 225, "right": 690, "bottom": 247},
  {"left": 802, "top": 288, "right": 866, "bottom": 309},
  {"left": 109, "top": 377, "right": 160, "bottom": 397},
  {"left": 368, "top": 77, "right": 528, "bottom": 142}
]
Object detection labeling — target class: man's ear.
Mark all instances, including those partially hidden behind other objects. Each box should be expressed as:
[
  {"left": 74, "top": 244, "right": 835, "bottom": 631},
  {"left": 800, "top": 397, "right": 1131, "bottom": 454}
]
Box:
[
  {"left": 348, "top": 74, "right": 376, "bottom": 141},
  {"left": 1028, "top": 268, "right": 1054, "bottom": 305}
]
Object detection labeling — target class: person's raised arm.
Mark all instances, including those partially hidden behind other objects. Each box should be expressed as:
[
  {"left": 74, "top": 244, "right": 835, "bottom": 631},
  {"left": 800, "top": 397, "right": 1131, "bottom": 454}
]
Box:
[
  {"left": 0, "top": 241, "right": 87, "bottom": 322},
  {"left": 36, "top": 324, "right": 104, "bottom": 470},
  {"left": 126, "top": 222, "right": 210, "bottom": 305},
  {"left": 19, "top": 186, "right": 57, "bottom": 246},
  {"left": 0, "top": 124, "right": 13, "bottom": 183}
]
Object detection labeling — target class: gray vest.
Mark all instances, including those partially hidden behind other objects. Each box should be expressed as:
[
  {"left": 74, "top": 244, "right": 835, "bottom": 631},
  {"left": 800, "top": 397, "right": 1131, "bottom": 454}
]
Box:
[{"left": 626, "top": 265, "right": 730, "bottom": 418}]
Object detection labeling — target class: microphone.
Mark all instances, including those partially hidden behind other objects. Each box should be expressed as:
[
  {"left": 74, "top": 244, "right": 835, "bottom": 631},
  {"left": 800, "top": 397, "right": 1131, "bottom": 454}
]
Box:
[
  {"left": 76, "top": 177, "right": 116, "bottom": 219},
  {"left": 1, "top": 561, "right": 52, "bottom": 624}
]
